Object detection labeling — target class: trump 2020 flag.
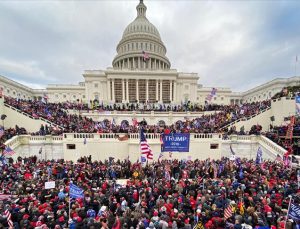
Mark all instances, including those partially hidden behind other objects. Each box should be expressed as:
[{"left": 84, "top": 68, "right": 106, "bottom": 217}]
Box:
[
  {"left": 296, "top": 96, "right": 300, "bottom": 116},
  {"left": 288, "top": 199, "right": 300, "bottom": 221},
  {"left": 70, "top": 183, "right": 84, "bottom": 199},
  {"left": 255, "top": 147, "right": 263, "bottom": 164}
]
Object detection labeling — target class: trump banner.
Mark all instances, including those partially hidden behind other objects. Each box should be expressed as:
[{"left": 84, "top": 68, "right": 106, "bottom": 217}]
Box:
[
  {"left": 288, "top": 199, "right": 300, "bottom": 221},
  {"left": 161, "top": 133, "right": 190, "bottom": 152},
  {"left": 70, "top": 183, "right": 84, "bottom": 199},
  {"left": 296, "top": 95, "right": 300, "bottom": 116}
]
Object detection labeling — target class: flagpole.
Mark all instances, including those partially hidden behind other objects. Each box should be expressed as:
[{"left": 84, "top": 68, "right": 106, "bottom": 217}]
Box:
[
  {"left": 285, "top": 196, "right": 292, "bottom": 228},
  {"left": 69, "top": 196, "right": 71, "bottom": 226},
  {"left": 295, "top": 55, "right": 298, "bottom": 76}
]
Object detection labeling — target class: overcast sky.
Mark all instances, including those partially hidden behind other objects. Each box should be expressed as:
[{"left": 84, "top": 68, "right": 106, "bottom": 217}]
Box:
[{"left": 0, "top": 0, "right": 299, "bottom": 92}]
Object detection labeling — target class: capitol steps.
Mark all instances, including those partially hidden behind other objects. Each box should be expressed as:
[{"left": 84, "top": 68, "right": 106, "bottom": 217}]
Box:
[
  {"left": 1, "top": 98, "right": 63, "bottom": 133},
  {"left": 221, "top": 97, "right": 296, "bottom": 132},
  {"left": 221, "top": 106, "right": 272, "bottom": 132}
]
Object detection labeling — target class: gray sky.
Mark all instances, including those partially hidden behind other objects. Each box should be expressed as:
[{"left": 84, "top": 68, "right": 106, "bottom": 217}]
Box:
[{"left": 0, "top": 0, "right": 299, "bottom": 92}]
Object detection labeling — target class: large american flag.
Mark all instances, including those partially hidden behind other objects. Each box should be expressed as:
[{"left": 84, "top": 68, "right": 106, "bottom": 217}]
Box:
[
  {"left": 224, "top": 205, "right": 233, "bottom": 220},
  {"left": 3, "top": 146, "right": 16, "bottom": 157},
  {"left": 4, "top": 209, "right": 13, "bottom": 228},
  {"left": 0, "top": 194, "right": 13, "bottom": 201},
  {"left": 140, "top": 129, "right": 153, "bottom": 160}
]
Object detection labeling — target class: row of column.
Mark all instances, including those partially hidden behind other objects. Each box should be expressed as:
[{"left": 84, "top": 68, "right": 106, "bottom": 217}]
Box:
[
  {"left": 107, "top": 79, "right": 177, "bottom": 103},
  {"left": 114, "top": 57, "right": 169, "bottom": 70}
]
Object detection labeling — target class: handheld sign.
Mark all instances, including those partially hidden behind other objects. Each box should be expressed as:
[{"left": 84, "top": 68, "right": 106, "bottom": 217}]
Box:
[{"left": 45, "top": 181, "right": 55, "bottom": 190}]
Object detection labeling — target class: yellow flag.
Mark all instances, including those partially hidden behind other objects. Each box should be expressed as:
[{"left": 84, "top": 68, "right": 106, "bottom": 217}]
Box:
[
  {"left": 194, "top": 221, "right": 205, "bottom": 229},
  {"left": 240, "top": 203, "right": 244, "bottom": 215}
]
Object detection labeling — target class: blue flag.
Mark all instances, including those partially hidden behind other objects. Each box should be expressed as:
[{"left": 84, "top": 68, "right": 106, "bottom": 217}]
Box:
[
  {"left": 235, "top": 157, "right": 242, "bottom": 168},
  {"left": 239, "top": 167, "right": 244, "bottom": 179},
  {"left": 288, "top": 199, "right": 300, "bottom": 221},
  {"left": 70, "top": 183, "right": 84, "bottom": 199},
  {"left": 255, "top": 147, "right": 263, "bottom": 164}
]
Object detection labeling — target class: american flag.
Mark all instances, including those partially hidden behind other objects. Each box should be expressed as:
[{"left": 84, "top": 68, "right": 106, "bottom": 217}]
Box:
[
  {"left": 142, "top": 51, "right": 150, "bottom": 62},
  {"left": 140, "top": 129, "right": 153, "bottom": 160},
  {"left": 4, "top": 209, "right": 13, "bottom": 228},
  {"left": 224, "top": 204, "right": 233, "bottom": 220},
  {"left": 0, "top": 126, "right": 4, "bottom": 138},
  {"left": 3, "top": 146, "right": 16, "bottom": 157},
  {"left": 0, "top": 194, "right": 16, "bottom": 201},
  {"left": 206, "top": 87, "right": 217, "bottom": 101}
]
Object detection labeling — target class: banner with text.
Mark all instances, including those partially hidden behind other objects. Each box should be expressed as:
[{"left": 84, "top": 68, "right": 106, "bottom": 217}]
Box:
[
  {"left": 161, "top": 133, "right": 190, "bottom": 152},
  {"left": 296, "top": 96, "right": 300, "bottom": 116}
]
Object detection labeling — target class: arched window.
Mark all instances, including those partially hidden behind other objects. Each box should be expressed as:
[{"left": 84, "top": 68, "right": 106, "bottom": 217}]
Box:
[{"left": 158, "top": 120, "right": 166, "bottom": 127}]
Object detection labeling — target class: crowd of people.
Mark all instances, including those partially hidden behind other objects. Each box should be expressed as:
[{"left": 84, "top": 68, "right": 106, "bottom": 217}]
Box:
[
  {"left": 0, "top": 125, "right": 27, "bottom": 150},
  {"left": 265, "top": 117, "right": 300, "bottom": 155},
  {"left": 4, "top": 97, "right": 271, "bottom": 134},
  {"left": 70, "top": 101, "right": 227, "bottom": 113},
  {"left": 271, "top": 86, "right": 300, "bottom": 100},
  {"left": 0, "top": 156, "right": 299, "bottom": 229}
]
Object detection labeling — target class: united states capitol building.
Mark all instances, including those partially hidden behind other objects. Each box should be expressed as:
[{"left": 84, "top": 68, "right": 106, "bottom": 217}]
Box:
[{"left": 0, "top": 0, "right": 299, "bottom": 106}]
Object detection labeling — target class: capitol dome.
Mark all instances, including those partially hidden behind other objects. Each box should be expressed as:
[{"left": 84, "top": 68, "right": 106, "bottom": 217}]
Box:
[
  {"left": 112, "top": 0, "right": 170, "bottom": 70},
  {"left": 122, "top": 15, "right": 161, "bottom": 40}
]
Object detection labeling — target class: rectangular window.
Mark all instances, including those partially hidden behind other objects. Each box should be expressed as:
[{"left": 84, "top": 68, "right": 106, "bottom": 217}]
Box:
[
  {"left": 67, "top": 144, "right": 76, "bottom": 150},
  {"left": 210, "top": 144, "right": 219, "bottom": 149}
]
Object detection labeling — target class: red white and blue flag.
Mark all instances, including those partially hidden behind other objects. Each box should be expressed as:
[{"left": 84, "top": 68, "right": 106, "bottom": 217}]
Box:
[
  {"left": 142, "top": 51, "right": 149, "bottom": 62},
  {"left": 3, "top": 146, "right": 16, "bottom": 157},
  {"left": 4, "top": 209, "right": 13, "bottom": 228},
  {"left": 140, "top": 129, "right": 153, "bottom": 160},
  {"left": 206, "top": 87, "right": 217, "bottom": 102}
]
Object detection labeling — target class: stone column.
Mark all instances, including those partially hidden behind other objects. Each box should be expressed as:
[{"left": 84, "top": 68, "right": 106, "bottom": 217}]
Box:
[
  {"left": 107, "top": 80, "right": 111, "bottom": 101},
  {"left": 126, "top": 79, "right": 129, "bottom": 102},
  {"left": 112, "top": 79, "right": 115, "bottom": 102},
  {"left": 173, "top": 81, "right": 177, "bottom": 103},
  {"left": 127, "top": 58, "right": 130, "bottom": 69},
  {"left": 138, "top": 57, "right": 141, "bottom": 69},
  {"left": 133, "top": 58, "right": 136, "bottom": 69},
  {"left": 169, "top": 80, "right": 172, "bottom": 102},
  {"left": 136, "top": 80, "right": 139, "bottom": 102},
  {"left": 146, "top": 79, "right": 149, "bottom": 102},
  {"left": 122, "top": 59, "right": 125, "bottom": 69},
  {"left": 122, "top": 79, "right": 125, "bottom": 102},
  {"left": 154, "top": 59, "right": 157, "bottom": 70},
  {"left": 160, "top": 79, "right": 163, "bottom": 102},
  {"left": 156, "top": 79, "right": 158, "bottom": 101}
]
